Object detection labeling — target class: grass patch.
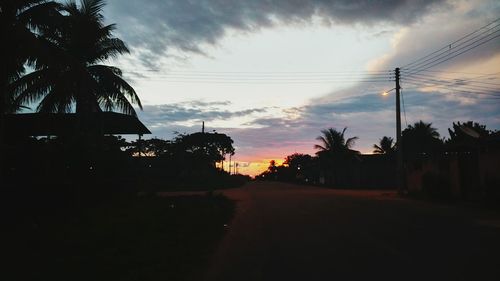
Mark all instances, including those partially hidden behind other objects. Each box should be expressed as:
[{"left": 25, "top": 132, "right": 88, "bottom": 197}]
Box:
[{"left": 4, "top": 193, "right": 235, "bottom": 281}]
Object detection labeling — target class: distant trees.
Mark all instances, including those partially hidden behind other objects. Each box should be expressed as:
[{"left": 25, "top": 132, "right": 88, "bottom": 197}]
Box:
[
  {"left": 254, "top": 120, "right": 499, "bottom": 190},
  {"left": 129, "top": 132, "right": 235, "bottom": 171},
  {"left": 284, "top": 153, "right": 312, "bottom": 170},
  {"left": 268, "top": 160, "right": 278, "bottom": 174},
  {"left": 256, "top": 155, "right": 319, "bottom": 183}
]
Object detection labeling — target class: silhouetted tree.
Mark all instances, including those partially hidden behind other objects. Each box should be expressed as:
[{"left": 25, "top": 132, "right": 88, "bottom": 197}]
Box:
[
  {"left": 1, "top": 0, "right": 62, "bottom": 179},
  {"left": 11, "top": 0, "right": 141, "bottom": 116},
  {"left": 314, "top": 127, "right": 359, "bottom": 185},
  {"left": 283, "top": 153, "right": 319, "bottom": 183},
  {"left": 1, "top": 0, "right": 61, "bottom": 114},
  {"left": 373, "top": 136, "right": 395, "bottom": 154},
  {"left": 314, "top": 127, "right": 359, "bottom": 155},
  {"left": 402, "top": 120, "right": 443, "bottom": 159},
  {"left": 128, "top": 138, "right": 173, "bottom": 157},
  {"left": 446, "top": 121, "right": 491, "bottom": 148},
  {"left": 176, "top": 132, "right": 235, "bottom": 168},
  {"left": 268, "top": 160, "right": 278, "bottom": 173},
  {"left": 284, "top": 153, "right": 312, "bottom": 170}
]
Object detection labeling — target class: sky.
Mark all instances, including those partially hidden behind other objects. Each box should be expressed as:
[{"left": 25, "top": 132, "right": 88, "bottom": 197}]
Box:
[{"left": 99, "top": 0, "right": 499, "bottom": 176}]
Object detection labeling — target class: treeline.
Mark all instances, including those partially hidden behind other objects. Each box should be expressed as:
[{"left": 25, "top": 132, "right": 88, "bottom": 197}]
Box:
[
  {"left": 4, "top": 130, "right": 250, "bottom": 192},
  {"left": 257, "top": 120, "right": 500, "bottom": 192}
]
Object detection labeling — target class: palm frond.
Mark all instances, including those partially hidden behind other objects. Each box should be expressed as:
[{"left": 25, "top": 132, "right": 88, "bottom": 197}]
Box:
[
  {"left": 18, "top": 1, "right": 62, "bottom": 33},
  {"left": 11, "top": 69, "right": 53, "bottom": 105},
  {"left": 91, "top": 37, "right": 129, "bottom": 62},
  {"left": 81, "top": 0, "right": 106, "bottom": 19},
  {"left": 373, "top": 144, "right": 384, "bottom": 154},
  {"left": 345, "top": 136, "right": 358, "bottom": 149},
  {"left": 89, "top": 65, "right": 141, "bottom": 107},
  {"left": 37, "top": 86, "right": 74, "bottom": 113}
]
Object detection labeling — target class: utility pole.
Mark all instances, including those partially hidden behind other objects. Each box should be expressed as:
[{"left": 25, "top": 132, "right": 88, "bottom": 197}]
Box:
[{"left": 395, "top": 68, "right": 405, "bottom": 194}]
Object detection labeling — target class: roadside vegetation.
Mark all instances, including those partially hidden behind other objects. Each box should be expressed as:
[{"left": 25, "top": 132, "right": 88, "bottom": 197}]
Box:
[
  {"left": 1, "top": 2, "right": 241, "bottom": 280},
  {"left": 257, "top": 121, "right": 500, "bottom": 203}
]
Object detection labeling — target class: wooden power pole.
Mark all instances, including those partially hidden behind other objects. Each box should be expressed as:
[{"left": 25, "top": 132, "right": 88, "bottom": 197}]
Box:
[{"left": 395, "top": 68, "right": 405, "bottom": 193}]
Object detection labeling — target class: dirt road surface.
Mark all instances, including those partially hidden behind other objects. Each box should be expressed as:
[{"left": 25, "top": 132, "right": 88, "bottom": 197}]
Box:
[{"left": 205, "top": 181, "right": 500, "bottom": 281}]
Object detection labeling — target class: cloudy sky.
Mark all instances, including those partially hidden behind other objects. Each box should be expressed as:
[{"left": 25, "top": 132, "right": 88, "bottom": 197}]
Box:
[{"left": 101, "top": 0, "right": 499, "bottom": 176}]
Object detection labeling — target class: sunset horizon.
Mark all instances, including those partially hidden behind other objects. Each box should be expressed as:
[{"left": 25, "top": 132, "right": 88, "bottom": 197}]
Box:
[{"left": 94, "top": 0, "right": 499, "bottom": 177}]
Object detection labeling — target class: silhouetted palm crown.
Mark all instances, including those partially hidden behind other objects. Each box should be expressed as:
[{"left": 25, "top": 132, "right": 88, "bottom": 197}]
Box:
[
  {"left": 1, "top": 0, "right": 61, "bottom": 113},
  {"left": 314, "top": 127, "right": 359, "bottom": 156},
  {"left": 373, "top": 136, "right": 395, "bottom": 154},
  {"left": 13, "top": 0, "right": 141, "bottom": 115},
  {"left": 402, "top": 120, "right": 443, "bottom": 156}
]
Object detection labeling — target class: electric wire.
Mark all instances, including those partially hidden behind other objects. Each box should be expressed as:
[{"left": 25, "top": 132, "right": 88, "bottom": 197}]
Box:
[
  {"left": 401, "top": 79, "right": 500, "bottom": 98},
  {"left": 401, "top": 18, "right": 500, "bottom": 69},
  {"left": 402, "top": 31, "right": 500, "bottom": 76},
  {"left": 402, "top": 24, "right": 499, "bottom": 71},
  {"left": 402, "top": 76, "right": 500, "bottom": 94},
  {"left": 123, "top": 69, "right": 394, "bottom": 84},
  {"left": 403, "top": 83, "right": 500, "bottom": 100},
  {"left": 402, "top": 72, "right": 500, "bottom": 87}
]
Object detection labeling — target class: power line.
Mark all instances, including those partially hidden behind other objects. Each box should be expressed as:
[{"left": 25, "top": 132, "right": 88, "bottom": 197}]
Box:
[
  {"left": 138, "top": 79, "right": 393, "bottom": 84},
  {"left": 403, "top": 75, "right": 500, "bottom": 91},
  {"left": 126, "top": 72, "right": 393, "bottom": 80},
  {"left": 401, "top": 17, "right": 500, "bottom": 69},
  {"left": 129, "top": 69, "right": 393, "bottom": 74},
  {"left": 402, "top": 72, "right": 500, "bottom": 86},
  {"left": 402, "top": 83, "right": 500, "bottom": 100},
  {"left": 402, "top": 29, "right": 500, "bottom": 75},
  {"left": 402, "top": 23, "right": 500, "bottom": 71},
  {"left": 401, "top": 79, "right": 500, "bottom": 97},
  {"left": 124, "top": 69, "right": 395, "bottom": 84},
  {"left": 402, "top": 76, "right": 500, "bottom": 94},
  {"left": 138, "top": 74, "right": 393, "bottom": 79},
  {"left": 401, "top": 69, "right": 500, "bottom": 77}
]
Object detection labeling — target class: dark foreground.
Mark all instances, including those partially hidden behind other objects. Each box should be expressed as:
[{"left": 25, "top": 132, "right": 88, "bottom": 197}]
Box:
[
  {"left": 205, "top": 181, "right": 500, "bottom": 281},
  {"left": 4, "top": 193, "right": 234, "bottom": 281}
]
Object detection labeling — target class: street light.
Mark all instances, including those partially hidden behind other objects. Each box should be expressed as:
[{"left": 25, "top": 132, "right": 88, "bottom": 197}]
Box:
[{"left": 381, "top": 88, "right": 396, "bottom": 96}]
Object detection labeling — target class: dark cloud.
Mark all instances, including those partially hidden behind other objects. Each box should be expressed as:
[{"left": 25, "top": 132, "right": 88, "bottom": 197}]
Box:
[
  {"left": 104, "top": 0, "right": 446, "bottom": 66},
  {"left": 370, "top": 1, "right": 500, "bottom": 70}
]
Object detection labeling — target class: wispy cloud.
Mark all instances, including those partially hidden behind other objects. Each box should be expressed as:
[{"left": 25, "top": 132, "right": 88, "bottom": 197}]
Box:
[{"left": 139, "top": 101, "right": 269, "bottom": 128}]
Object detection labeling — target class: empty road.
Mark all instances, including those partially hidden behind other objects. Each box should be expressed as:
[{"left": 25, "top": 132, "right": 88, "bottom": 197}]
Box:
[{"left": 205, "top": 181, "right": 500, "bottom": 281}]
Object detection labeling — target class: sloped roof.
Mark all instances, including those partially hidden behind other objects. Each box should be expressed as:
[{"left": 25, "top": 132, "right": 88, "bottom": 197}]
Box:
[{"left": 5, "top": 112, "right": 151, "bottom": 136}]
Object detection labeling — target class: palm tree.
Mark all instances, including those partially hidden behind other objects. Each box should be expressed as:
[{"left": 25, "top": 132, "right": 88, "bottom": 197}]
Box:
[
  {"left": 12, "top": 0, "right": 141, "bottom": 116},
  {"left": 314, "top": 127, "right": 359, "bottom": 155},
  {"left": 314, "top": 127, "right": 359, "bottom": 185},
  {"left": 402, "top": 120, "right": 443, "bottom": 158},
  {"left": 373, "top": 136, "right": 395, "bottom": 154},
  {"left": 1, "top": 1, "right": 61, "bottom": 179},
  {"left": 405, "top": 121, "right": 440, "bottom": 139},
  {"left": 1, "top": 0, "right": 61, "bottom": 114}
]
